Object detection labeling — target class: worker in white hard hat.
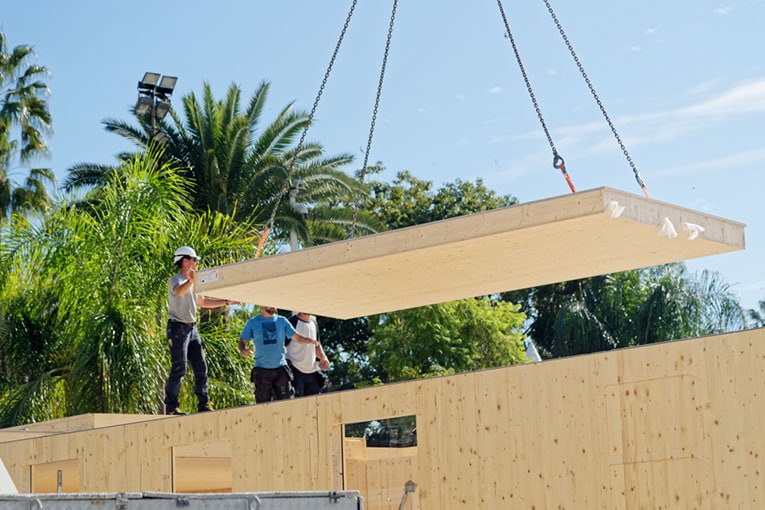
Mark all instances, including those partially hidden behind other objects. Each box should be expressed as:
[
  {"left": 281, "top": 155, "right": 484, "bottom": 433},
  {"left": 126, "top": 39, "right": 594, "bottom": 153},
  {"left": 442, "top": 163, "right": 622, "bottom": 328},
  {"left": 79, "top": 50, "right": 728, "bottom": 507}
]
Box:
[{"left": 164, "top": 246, "right": 239, "bottom": 415}]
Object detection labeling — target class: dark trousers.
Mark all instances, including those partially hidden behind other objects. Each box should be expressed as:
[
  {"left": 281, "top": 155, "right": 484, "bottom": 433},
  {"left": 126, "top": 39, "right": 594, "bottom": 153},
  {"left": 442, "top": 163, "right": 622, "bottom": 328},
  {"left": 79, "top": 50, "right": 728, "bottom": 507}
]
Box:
[
  {"left": 164, "top": 321, "right": 209, "bottom": 412},
  {"left": 251, "top": 366, "right": 293, "bottom": 403},
  {"left": 290, "top": 363, "right": 324, "bottom": 397}
]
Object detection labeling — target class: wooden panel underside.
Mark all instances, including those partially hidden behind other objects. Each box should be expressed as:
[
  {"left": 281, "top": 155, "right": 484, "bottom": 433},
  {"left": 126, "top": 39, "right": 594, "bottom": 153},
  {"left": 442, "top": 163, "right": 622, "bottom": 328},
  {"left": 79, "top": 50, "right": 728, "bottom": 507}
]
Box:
[{"left": 197, "top": 187, "right": 745, "bottom": 319}]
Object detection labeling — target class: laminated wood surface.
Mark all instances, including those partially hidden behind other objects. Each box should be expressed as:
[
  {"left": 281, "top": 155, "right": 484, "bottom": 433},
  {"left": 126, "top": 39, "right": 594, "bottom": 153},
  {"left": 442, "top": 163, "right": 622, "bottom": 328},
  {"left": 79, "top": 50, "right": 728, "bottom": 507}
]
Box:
[{"left": 196, "top": 187, "right": 745, "bottom": 319}]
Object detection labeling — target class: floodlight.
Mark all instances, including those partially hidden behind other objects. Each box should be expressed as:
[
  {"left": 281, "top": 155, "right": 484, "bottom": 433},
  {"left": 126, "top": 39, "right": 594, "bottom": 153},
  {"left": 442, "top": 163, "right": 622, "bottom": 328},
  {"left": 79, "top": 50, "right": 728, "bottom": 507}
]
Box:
[
  {"left": 157, "top": 75, "right": 177, "bottom": 96},
  {"left": 135, "top": 72, "right": 178, "bottom": 139},
  {"left": 152, "top": 131, "right": 169, "bottom": 144},
  {"left": 138, "top": 72, "right": 160, "bottom": 90},
  {"left": 134, "top": 96, "right": 153, "bottom": 116},
  {"left": 154, "top": 100, "right": 171, "bottom": 120}
]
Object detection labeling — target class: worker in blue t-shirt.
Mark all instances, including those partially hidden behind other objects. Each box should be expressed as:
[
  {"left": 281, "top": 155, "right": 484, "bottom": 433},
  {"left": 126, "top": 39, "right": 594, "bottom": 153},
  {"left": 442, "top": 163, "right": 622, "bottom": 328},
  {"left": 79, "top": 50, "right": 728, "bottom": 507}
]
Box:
[{"left": 239, "top": 306, "right": 318, "bottom": 403}]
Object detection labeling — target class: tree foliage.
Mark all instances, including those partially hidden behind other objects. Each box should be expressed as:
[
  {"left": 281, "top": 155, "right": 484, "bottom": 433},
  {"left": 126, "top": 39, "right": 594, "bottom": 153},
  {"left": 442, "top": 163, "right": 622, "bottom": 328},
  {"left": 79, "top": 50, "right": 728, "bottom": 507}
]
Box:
[
  {"left": 0, "top": 151, "right": 257, "bottom": 425},
  {"left": 0, "top": 30, "right": 54, "bottom": 221},
  {"left": 368, "top": 298, "right": 527, "bottom": 383},
  {"left": 322, "top": 170, "right": 526, "bottom": 389},
  {"left": 749, "top": 300, "right": 765, "bottom": 328},
  {"left": 366, "top": 170, "right": 516, "bottom": 229},
  {"left": 64, "top": 81, "right": 383, "bottom": 247},
  {"left": 505, "top": 264, "right": 746, "bottom": 358}
]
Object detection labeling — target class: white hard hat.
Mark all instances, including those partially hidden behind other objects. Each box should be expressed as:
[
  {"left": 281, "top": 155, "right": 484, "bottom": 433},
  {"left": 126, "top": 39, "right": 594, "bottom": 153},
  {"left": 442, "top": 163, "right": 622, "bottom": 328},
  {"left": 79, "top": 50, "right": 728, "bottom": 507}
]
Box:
[{"left": 173, "top": 246, "right": 199, "bottom": 264}]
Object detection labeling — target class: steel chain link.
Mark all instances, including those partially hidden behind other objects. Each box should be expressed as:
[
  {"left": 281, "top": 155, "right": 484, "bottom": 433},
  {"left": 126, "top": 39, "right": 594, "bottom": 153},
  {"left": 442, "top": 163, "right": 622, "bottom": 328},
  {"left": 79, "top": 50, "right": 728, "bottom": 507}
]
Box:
[
  {"left": 495, "top": 0, "right": 559, "bottom": 158},
  {"left": 264, "top": 0, "right": 360, "bottom": 235},
  {"left": 542, "top": 0, "right": 649, "bottom": 194},
  {"left": 351, "top": 0, "right": 398, "bottom": 238}
]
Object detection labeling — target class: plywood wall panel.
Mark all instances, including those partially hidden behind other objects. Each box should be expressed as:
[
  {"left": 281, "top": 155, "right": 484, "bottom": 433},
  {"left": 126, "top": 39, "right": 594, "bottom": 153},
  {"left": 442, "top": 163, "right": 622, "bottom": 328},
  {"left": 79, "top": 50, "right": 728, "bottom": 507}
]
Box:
[
  {"left": 412, "top": 378, "right": 444, "bottom": 508},
  {"left": 1, "top": 329, "right": 764, "bottom": 508}
]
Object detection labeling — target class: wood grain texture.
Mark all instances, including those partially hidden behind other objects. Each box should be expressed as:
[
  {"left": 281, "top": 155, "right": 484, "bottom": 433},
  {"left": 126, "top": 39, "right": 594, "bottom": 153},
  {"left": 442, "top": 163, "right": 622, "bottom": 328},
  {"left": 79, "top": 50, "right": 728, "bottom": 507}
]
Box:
[
  {"left": 196, "top": 187, "right": 745, "bottom": 319},
  {"left": 1, "top": 329, "right": 763, "bottom": 508}
]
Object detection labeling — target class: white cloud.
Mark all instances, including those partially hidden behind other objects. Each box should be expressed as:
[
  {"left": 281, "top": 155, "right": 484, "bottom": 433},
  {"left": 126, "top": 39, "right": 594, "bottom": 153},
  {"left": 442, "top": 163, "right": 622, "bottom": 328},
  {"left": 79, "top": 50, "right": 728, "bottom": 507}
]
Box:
[
  {"left": 653, "top": 147, "right": 765, "bottom": 177},
  {"left": 489, "top": 86, "right": 502, "bottom": 94},
  {"left": 523, "top": 76, "right": 765, "bottom": 160},
  {"left": 483, "top": 77, "right": 765, "bottom": 173},
  {"left": 604, "top": 77, "right": 765, "bottom": 146},
  {"left": 546, "top": 68, "right": 558, "bottom": 76},
  {"left": 676, "top": 78, "right": 765, "bottom": 117},
  {"left": 456, "top": 94, "right": 467, "bottom": 102},
  {"left": 715, "top": 6, "right": 734, "bottom": 15},
  {"left": 629, "top": 46, "right": 642, "bottom": 52},
  {"left": 684, "top": 78, "right": 726, "bottom": 96}
]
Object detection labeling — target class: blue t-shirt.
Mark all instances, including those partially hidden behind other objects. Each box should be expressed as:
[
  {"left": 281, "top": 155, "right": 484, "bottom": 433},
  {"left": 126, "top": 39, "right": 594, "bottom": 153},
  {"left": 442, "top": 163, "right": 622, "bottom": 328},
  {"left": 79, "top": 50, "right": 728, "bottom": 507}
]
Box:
[{"left": 240, "top": 315, "right": 297, "bottom": 369}]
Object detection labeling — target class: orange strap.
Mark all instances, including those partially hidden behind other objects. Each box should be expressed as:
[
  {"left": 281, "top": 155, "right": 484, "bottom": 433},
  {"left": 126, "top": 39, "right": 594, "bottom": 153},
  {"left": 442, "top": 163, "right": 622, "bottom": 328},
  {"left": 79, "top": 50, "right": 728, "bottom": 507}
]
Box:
[
  {"left": 254, "top": 226, "right": 271, "bottom": 258},
  {"left": 553, "top": 154, "right": 576, "bottom": 193}
]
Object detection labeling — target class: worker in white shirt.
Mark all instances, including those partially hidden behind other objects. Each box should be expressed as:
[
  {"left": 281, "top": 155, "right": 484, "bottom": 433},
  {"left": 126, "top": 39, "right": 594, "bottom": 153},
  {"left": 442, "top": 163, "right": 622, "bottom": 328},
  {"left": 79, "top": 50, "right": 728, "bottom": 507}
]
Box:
[{"left": 286, "top": 312, "right": 330, "bottom": 396}]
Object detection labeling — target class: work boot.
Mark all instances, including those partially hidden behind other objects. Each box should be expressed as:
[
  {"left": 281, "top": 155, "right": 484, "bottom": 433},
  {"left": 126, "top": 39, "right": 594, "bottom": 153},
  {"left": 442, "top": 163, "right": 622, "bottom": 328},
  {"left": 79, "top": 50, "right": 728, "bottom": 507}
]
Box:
[
  {"left": 166, "top": 408, "right": 186, "bottom": 416},
  {"left": 198, "top": 402, "right": 214, "bottom": 412}
]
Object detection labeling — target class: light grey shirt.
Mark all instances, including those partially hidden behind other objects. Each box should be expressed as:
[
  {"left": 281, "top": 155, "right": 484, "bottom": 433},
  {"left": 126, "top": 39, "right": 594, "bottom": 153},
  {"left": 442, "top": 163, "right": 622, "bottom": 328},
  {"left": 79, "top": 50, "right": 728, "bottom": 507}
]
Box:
[{"left": 168, "top": 273, "right": 196, "bottom": 324}]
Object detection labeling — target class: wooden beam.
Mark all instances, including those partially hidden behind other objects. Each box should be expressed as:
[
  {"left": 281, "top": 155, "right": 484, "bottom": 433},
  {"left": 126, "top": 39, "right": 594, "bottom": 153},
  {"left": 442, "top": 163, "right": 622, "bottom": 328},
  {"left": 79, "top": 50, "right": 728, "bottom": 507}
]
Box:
[{"left": 196, "top": 187, "right": 745, "bottom": 319}]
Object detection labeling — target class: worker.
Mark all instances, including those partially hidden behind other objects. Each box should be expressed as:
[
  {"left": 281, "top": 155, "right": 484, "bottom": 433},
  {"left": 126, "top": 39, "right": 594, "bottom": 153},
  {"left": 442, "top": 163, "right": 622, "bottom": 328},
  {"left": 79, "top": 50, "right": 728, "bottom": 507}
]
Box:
[
  {"left": 165, "top": 246, "right": 238, "bottom": 415},
  {"left": 287, "top": 312, "right": 330, "bottom": 396},
  {"left": 239, "top": 306, "right": 318, "bottom": 403}
]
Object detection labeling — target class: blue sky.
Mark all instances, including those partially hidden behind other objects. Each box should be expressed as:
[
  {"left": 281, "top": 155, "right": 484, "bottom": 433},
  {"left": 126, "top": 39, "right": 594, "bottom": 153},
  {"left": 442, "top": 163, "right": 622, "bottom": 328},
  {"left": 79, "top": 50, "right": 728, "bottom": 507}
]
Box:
[{"left": 3, "top": 1, "right": 764, "bottom": 311}]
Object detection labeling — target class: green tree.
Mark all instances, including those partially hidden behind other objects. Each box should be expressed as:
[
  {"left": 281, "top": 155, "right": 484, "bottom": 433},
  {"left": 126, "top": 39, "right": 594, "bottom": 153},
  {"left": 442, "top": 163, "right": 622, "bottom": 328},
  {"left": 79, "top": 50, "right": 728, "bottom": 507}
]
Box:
[
  {"left": 506, "top": 264, "right": 746, "bottom": 358},
  {"left": 322, "top": 170, "right": 524, "bottom": 389},
  {"left": 749, "top": 300, "right": 765, "bottom": 328},
  {"left": 0, "top": 151, "right": 257, "bottom": 425},
  {"left": 64, "top": 81, "right": 382, "bottom": 247},
  {"left": 320, "top": 316, "right": 377, "bottom": 391},
  {"left": 367, "top": 298, "right": 527, "bottom": 383},
  {"left": 0, "top": 31, "right": 54, "bottom": 221},
  {"left": 366, "top": 170, "right": 516, "bottom": 229}
]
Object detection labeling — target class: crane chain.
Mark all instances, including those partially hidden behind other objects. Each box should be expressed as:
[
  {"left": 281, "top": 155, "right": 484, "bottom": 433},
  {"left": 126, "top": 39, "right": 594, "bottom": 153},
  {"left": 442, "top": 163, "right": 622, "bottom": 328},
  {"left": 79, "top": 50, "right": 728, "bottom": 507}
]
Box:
[
  {"left": 541, "top": 0, "right": 650, "bottom": 197},
  {"left": 495, "top": 0, "right": 559, "bottom": 158},
  {"left": 350, "top": 0, "right": 398, "bottom": 238},
  {"left": 257, "top": 0, "right": 360, "bottom": 257}
]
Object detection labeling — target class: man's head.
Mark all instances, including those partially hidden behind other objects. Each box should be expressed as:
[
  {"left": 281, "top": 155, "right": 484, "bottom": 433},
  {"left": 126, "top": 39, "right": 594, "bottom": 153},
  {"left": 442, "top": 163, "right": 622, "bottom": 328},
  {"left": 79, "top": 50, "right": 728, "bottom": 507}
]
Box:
[
  {"left": 261, "top": 306, "right": 277, "bottom": 316},
  {"left": 173, "top": 246, "right": 200, "bottom": 268}
]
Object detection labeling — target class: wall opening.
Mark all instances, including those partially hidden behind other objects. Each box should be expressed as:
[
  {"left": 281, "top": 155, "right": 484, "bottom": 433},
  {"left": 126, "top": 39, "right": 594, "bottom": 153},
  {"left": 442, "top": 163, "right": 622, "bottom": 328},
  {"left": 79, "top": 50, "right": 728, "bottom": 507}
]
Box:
[
  {"left": 343, "top": 416, "right": 418, "bottom": 510},
  {"left": 30, "top": 458, "right": 80, "bottom": 493}
]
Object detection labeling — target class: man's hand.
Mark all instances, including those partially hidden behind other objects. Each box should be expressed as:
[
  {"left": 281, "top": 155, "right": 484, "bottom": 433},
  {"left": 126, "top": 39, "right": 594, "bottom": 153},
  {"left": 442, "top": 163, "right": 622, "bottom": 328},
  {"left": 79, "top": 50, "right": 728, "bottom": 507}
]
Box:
[
  {"left": 319, "top": 358, "right": 330, "bottom": 371},
  {"left": 238, "top": 339, "right": 252, "bottom": 357}
]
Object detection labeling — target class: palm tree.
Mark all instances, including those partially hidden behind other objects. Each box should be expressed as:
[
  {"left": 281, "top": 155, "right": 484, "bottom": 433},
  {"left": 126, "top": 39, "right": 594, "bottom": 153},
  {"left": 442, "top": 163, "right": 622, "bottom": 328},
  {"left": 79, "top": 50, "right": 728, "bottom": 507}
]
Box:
[
  {"left": 0, "top": 150, "right": 257, "bottom": 424},
  {"left": 0, "top": 31, "right": 54, "bottom": 221},
  {"left": 507, "top": 264, "right": 746, "bottom": 358},
  {"left": 747, "top": 300, "right": 765, "bottom": 328},
  {"left": 64, "top": 81, "right": 383, "bottom": 247}
]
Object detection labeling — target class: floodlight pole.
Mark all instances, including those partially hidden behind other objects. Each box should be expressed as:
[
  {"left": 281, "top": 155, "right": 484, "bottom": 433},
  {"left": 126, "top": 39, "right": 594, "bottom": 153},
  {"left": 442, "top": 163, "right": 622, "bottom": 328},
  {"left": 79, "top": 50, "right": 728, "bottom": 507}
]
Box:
[
  {"left": 149, "top": 105, "right": 157, "bottom": 139},
  {"left": 135, "top": 72, "right": 177, "bottom": 143}
]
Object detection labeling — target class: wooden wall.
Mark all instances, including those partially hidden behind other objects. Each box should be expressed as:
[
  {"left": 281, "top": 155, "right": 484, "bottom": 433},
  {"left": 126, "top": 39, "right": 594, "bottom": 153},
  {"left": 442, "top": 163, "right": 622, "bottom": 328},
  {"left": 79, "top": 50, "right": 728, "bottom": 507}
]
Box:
[{"left": 1, "top": 328, "right": 764, "bottom": 508}]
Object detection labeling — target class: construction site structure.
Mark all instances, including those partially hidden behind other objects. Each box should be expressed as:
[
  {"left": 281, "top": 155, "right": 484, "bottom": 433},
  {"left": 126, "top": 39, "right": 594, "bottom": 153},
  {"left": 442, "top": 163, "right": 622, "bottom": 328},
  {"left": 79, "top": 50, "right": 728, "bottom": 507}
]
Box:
[{"left": 0, "top": 188, "right": 758, "bottom": 509}]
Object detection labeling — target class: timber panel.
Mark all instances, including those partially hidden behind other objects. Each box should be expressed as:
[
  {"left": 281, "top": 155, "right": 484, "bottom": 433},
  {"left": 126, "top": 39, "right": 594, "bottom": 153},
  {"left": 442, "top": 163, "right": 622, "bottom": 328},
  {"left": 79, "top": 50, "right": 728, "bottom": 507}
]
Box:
[
  {"left": 195, "top": 187, "right": 745, "bottom": 319},
  {"left": 0, "top": 329, "right": 764, "bottom": 508}
]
